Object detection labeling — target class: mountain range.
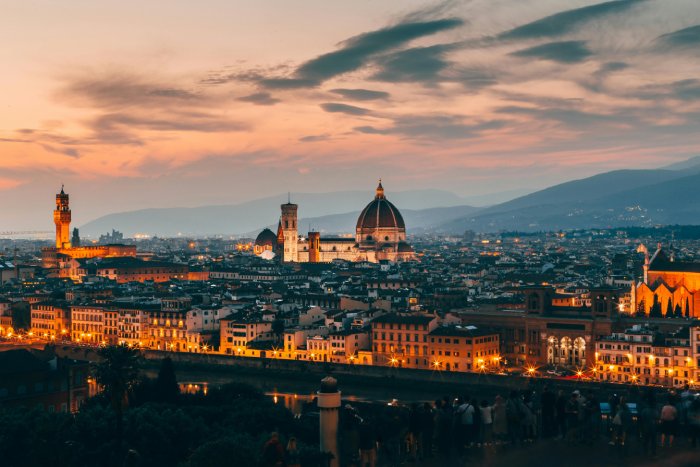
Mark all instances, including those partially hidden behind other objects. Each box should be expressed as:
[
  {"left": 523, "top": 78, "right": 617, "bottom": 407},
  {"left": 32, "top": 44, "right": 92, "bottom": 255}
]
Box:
[{"left": 80, "top": 157, "right": 700, "bottom": 237}]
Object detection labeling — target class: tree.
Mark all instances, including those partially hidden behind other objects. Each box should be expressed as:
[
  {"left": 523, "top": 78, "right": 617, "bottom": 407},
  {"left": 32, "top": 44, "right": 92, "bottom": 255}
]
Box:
[
  {"left": 93, "top": 345, "right": 142, "bottom": 448},
  {"left": 154, "top": 357, "right": 179, "bottom": 404},
  {"left": 188, "top": 435, "right": 258, "bottom": 467},
  {"left": 686, "top": 299, "right": 691, "bottom": 318},
  {"left": 650, "top": 294, "right": 662, "bottom": 317},
  {"left": 666, "top": 298, "right": 673, "bottom": 317},
  {"left": 10, "top": 301, "right": 30, "bottom": 330},
  {"left": 636, "top": 298, "right": 646, "bottom": 316},
  {"left": 674, "top": 303, "right": 683, "bottom": 318},
  {"left": 272, "top": 318, "right": 285, "bottom": 343}
]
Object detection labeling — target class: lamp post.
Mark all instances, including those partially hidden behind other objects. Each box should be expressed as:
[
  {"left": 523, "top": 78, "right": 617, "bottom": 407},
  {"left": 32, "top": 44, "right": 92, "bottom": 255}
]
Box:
[{"left": 317, "top": 376, "right": 340, "bottom": 467}]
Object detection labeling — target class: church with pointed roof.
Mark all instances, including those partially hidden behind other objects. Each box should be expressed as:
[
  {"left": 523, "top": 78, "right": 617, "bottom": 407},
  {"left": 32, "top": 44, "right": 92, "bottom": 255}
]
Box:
[
  {"left": 632, "top": 244, "right": 699, "bottom": 318},
  {"left": 253, "top": 181, "right": 415, "bottom": 263}
]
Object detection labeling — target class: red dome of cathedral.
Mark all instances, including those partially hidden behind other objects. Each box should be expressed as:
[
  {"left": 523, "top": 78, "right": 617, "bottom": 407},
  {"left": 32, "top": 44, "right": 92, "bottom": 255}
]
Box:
[
  {"left": 355, "top": 180, "right": 406, "bottom": 231},
  {"left": 255, "top": 228, "right": 277, "bottom": 247}
]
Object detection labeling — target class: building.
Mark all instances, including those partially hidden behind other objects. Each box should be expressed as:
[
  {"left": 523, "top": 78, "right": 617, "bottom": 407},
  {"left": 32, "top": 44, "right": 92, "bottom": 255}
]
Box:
[
  {"left": 594, "top": 324, "right": 698, "bottom": 387},
  {"left": 70, "top": 305, "right": 105, "bottom": 344},
  {"left": 94, "top": 257, "right": 188, "bottom": 283},
  {"left": 371, "top": 313, "right": 438, "bottom": 369},
  {"left": 454, "top": 286, "right": 619, "bottom": 368},
  {"left": 42, "top": 186, "right": 136, "bottom": 269},
  {"left": 220, "top": 316, "right": 274, "bottom": 355},
  {"left": 253, "top": 181, "right": 415, "bottom": 263},
  {"left": 30, "top": 301, "right": 71, "bottom": 340},
  {"left": 633, "top": 246, "right": 699, "bottom": 318},
  {"left": 0, "top": 349, "right": 89, "bottom": 413},
  {"left": 329, "top": 329, "right": 370, "bottom": 364},
  {"left": 429, "top": 325, "right": 501, "bottom": 372}
]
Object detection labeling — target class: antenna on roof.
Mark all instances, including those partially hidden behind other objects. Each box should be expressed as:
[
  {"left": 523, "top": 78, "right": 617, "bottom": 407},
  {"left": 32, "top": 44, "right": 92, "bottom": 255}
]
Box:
[{"left": 288, "top": 192, "right": 291, "bottom": 204}]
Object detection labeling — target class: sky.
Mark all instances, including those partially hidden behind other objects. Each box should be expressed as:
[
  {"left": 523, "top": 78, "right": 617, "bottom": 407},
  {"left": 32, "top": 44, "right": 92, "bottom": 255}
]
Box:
[{"left": 1, "top": 0, "right": 700, "bottom": 229}]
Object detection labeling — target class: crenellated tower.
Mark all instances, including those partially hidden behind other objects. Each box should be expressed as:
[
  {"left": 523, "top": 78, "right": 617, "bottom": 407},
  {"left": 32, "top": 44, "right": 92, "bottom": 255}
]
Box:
[
  {"left": 280, "top": 200, "right": 298, "bottom": 262},
  {"left": 54, "top": 185, "right": 72, "bottom": 249}
]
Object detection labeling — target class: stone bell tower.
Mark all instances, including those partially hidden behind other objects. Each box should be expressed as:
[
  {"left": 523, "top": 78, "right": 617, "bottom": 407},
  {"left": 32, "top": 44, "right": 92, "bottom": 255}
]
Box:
[
  {"left": 280, "top": 197, "right": 298, "bottom": 262},
  {"left": 54, "top": 185, "right": 72, "bottom": 249}
]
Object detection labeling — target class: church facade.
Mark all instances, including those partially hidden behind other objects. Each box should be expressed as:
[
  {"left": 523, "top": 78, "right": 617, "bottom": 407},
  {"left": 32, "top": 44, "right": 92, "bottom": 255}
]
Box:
[
  {"left": 254, "top": 181, "right": 414, "bottom": 263},
  {"left": 632, "top": 246, "right": 699, "bottom": 318}
]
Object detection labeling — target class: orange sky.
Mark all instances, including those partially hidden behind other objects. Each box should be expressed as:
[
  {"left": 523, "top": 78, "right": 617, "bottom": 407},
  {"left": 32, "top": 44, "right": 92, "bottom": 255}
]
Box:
[{"left": 1, "top": 0, "right": 700, "bottom": 228}]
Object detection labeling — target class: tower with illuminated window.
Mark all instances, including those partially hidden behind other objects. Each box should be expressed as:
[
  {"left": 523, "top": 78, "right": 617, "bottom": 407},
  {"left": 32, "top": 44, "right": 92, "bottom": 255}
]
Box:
[
  {"left": 53, "top": 185, "right": 72, "bottom": 249},
  {"left": 280, "top": 201, "right": 298, "bottom": 262}
]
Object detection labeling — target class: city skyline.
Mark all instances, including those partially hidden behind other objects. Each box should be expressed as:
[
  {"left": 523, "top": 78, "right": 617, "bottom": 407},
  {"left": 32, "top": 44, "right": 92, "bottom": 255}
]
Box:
[{"left": 1, "top": 0, "right": 700, "bottom": 229}]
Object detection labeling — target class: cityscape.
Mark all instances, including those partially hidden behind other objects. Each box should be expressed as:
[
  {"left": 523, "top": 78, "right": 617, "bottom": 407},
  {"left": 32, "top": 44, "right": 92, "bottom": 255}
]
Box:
[{"left": 2, "top": 1, "right": 700, "bottom": 467}]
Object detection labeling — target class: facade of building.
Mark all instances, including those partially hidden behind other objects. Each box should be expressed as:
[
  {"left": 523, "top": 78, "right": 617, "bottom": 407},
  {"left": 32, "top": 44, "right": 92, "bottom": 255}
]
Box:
[
  {"left": 253, "top": 181, "right": 415, "bottom": 263},
  {"left": 70, "top": 305, "right": 105, "bottom": 344},
  {"left": 429, "top": 326, "right": 501, "bottom": 372},
  {"left": 371, "top": 313, "right": 438, "bottom": 369},
  {"left": 42, "top": 187, "right": 136, "bottom": 269},
  {"left": 595, "top": 324, "right": 698, "bottom": 387},
  {"left": 0, "top": 349, "right": 89, "bottom": 413},
  {"left": 220, "top": 317, "right": 274, "bottom": 355},
  {"left": 633, "top": 246, "right": 699, "bottom": 318},
  {"left": 30, "top": 301, "right": 71, "bottom": 340}
]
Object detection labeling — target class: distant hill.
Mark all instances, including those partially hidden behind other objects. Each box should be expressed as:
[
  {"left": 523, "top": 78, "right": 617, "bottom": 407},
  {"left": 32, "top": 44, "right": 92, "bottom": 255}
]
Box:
[
  {"left": 661, "top": 155, "right": 700, "bottom": 171},
  {"left": 437, "top": 169, "right": 700, "bottom": 233},
  {"left": 80, "top": 189, "right": 469, "bottom": 237}
]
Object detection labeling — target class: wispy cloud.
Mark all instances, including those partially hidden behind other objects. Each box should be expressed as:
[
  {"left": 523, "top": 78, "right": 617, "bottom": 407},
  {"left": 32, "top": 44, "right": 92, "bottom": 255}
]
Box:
[
  {"left": 258, "top": 18, "right": 464, "bottom": 89},
  {"left": 320, "top": 103, "right": 371, "bottom": 115},
  {"left": 329, "top": 88, "right": 390, "bottom": 101},
  {"left": 356, "top": 114, "right": 505, "bottom": 140},
  {"left": 238, "top": 92, "right": 281, "bottom": 105},
  {"left": 656, "top": 24, "right": 700, "bottom": 50},
  {"left": 497, "top": 0, "right": 648, "bottom": 40},
  {"left": 510, "top": 40, "right": 593, "bottom": 63}
]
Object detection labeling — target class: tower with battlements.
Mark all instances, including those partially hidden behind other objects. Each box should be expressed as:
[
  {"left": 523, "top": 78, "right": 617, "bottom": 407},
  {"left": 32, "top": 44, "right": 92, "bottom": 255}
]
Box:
[{"left": 53, "top": 186, "right": 71, "bottom": 249}]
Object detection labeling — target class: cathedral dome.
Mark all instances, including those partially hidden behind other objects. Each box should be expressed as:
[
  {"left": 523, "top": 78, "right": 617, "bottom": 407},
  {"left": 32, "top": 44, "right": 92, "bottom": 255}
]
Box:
[
  {"left": 255, "top": 228, "right": 277, "bottom": 248},
  {"left": 356, "top": 181, "right": 406, "bottom": 231}
]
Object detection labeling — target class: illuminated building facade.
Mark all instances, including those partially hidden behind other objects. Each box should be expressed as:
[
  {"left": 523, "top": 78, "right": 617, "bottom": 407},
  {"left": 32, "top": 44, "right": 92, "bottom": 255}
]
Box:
[
  {"left": 70, "top": 305, "right": 105, "bottom": 344},
  {"left": 594, "top": 324, "right": 698, "bottom": 388},
  {"left": 30, "top": 301, "right": 71, "bottom": 340},
  {"left": 632, "top": 246, "right": 699, "bottom": 318},
  {"left": 371, "top": 313, "right": 438, "bottom": 369},
  {"left": 429, "top": 326, "right": 501, "bottom": 372},
  {"left": 42, "top": 186, "right": 137, "bottom": 269},
  {"left": 219, "top": 317, "right": 273, "bottom": 356},
  {"left": 454, "top": 286, "right": 619, "bottom": 368},
  {"left": 253, "top": 181, "right": 414, "bottom": 263}
]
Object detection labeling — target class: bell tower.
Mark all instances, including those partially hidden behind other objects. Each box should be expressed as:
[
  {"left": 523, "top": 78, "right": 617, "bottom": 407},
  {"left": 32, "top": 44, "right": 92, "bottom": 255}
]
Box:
[
  {"left": 54, "top": 185, "right": 72, "bottom": 249},
  {"left": 280, "top": 198, "right": 298, "bottom": 262}
]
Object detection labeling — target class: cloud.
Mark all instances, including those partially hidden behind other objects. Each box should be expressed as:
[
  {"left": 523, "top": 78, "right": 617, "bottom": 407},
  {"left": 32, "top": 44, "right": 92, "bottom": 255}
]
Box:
[
  {"left": 299, "top": 134, "right": 332, "bottom": 143},
  {"left": 320, "top": 103, "right": 371, "bottom": 115},
  {"left": 56, "top": 73, "right": 203, "bottom": 110},
  {"left": 510, "top": 40, "right": 593, "bottom": 63},
  {"left": 355, "top": 114, "right": 505, "bottom": 139},
  {"left": 498, "top": 0, "right": 647, "bottom": 40},
  {"left": 238, "top": 92, "right": 280, "bottom": 105},
  {"left": 329, "top": 88, "right": 390, "bottom": 101},
  {"left": 372, "top": 44, "right": 458, "bottom": 83},
  {"left": 637, "top": 79, "right": 700, "bottom": 101},
  {"left": 259, "top": 18, "right": 463, "bottom": 88},
  {"left": 656, "top": 24, "right": 700, "bottom": 49}
]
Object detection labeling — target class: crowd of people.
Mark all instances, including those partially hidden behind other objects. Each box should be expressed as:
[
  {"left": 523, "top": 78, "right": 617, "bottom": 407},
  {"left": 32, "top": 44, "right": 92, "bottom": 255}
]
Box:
[{"left": 334, "top": 384, "right": 700, "bottom": 466}]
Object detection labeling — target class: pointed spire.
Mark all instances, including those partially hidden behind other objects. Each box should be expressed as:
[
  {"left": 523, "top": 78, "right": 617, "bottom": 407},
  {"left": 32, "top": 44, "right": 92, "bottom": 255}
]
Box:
[
  {"left": 375, "top": 179, "right": 385, "bottom": 199},
  {"left": 60, "top": 183, "right": 65, "bottom": 195}
]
